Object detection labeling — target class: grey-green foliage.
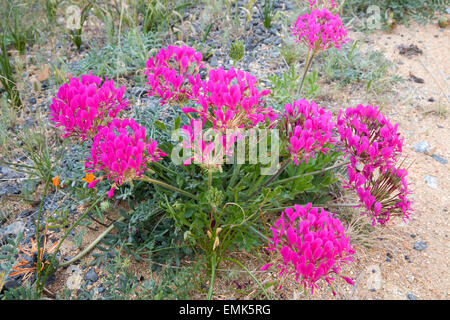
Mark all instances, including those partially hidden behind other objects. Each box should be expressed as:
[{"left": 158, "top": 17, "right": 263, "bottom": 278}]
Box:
[
  {"left": 72, "top": 29, "right": 158, "bottom": 78},
  {"left": 320, "top": 40, "right": 399, "bottom": 91}
]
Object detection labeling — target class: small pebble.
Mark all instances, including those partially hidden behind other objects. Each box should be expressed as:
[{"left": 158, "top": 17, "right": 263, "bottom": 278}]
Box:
[
  {"left": 414, "top": 141, "right": 430, "bottom": 153},
  {"left": 424, "top": 175, "right": 438, "bottom": 189},
  {"left": 414, "top": 241, "right": 427, "bottom": 251},
  {"left": 407, "top": 293, "right": 417, "bottom": 300},
  {"left": 83, "top": 268, "right": 99, "bottom": 283},
  {"left": 431, "top": 155, "right": 448, "bottom": 165}
]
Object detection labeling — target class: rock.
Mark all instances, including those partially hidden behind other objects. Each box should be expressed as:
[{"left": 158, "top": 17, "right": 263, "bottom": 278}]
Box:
[
  {"left": 209, "top": 56, "right": 218, "bottom": 67},
  {"left": 83, "top": 268, "right": 99, "bottom": 283},
  {"left": 1, "top": 167, "right": 25, "bottom": 179},
  {"left": 406, "top": 275, "right": 415, "bottom": 283},
  {"left": 97, "top": 284, "right": 105, "bottom": 293},
  {"left": 431, "top": 155, "right": 448, "bottom": 165},
  {"left": 0, "top": 221, "right": 25, "bottom": 238},
  {"left": 0, "top": 183, "right": 21, "bottom": 196},
  {"left": 407, "top": 293, "right": 417, "bottom": 300},
  {"left": 414, "top": 141, "right": 430, "bottom": 153},
  {"left": 66, "top": 265, "right": 83, "bottom": 290},
  {"left": 424, "top": 175, "right": 438, "bottom": 189},
  {"left": 413, "top": 241, "right": 427, "bottom": 251}
]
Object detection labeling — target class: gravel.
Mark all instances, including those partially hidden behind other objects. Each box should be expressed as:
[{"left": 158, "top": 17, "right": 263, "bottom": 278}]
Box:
[{"left": 413, "top": 241, "right": 427, "bottom": 251}]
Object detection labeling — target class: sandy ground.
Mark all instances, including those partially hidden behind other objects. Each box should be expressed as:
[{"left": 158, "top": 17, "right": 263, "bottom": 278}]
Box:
[{"left": 321, "top": 20, "right": 450, "bottom": 300}]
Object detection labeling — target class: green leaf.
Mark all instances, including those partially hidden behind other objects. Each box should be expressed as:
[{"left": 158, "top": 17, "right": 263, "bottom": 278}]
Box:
[{"left": 154, "top": 120, "right": 167, "bottom": 131}]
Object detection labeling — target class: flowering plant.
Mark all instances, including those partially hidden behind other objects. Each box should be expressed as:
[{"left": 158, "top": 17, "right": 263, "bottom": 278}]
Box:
[
  {"left": 84, "top": 118, "right": 166, "bottom": 198},
  {"left": 145, "top": 45, "right": 204, "bottom": 106},
  {"left": 182, "top": 67, "right": 278, "bottom": 131},
  {"left": 338, "top": 105, "right": 411, "bottom": 225},
  {"left": 262, "top": 204, "right": 355, "bottom": 295},
  {"left": 291, "top": 8, "right": 348, "bottom": 52},
  {"left": 49, "top": 74, "right": 128, "bottom": 140},
  {"left": 282, "top": 100, "right": 336, "bottom": 165}
]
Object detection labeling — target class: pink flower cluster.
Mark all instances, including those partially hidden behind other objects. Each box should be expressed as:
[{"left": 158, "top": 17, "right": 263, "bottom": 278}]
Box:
[
  {"left": 283, "top": 100, "right": 336, "bottom": 165},
  {"left": 291, "top": 8, "right": 349, "bottom": 51},
  {"left": 306, "top": 0, "right": 337, "bottom": 9},
  {"left": 49, "top": 74, "right": 128, "bottom": 140},
  {"left": 182, "top": 67, "right": 278, "bottom": 131},
  {"left": 338, "top": 105, "right": 412, "bottom": 225},
  {"left": 85, "top": 118, "right": 166, "bottom": 198},
  {"left": 180, "top": 119, "right": 237, "bottom": 167},
  {"left": 261, "top": 204, "right": 355, "bottom": 295},
  {"left": 145, "top": 45, "right": 204, "bottom": 106}
]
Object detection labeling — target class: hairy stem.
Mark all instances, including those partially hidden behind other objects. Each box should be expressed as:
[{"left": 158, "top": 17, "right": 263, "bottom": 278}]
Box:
[
  {"left": 270, "top": 161, "right": 350, "bottom": 186},
  {"left": 60, "top": 216, "right": 125, "bottom": 268}
]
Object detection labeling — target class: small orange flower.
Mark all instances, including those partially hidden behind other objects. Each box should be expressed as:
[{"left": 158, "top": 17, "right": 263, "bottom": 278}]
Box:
[
  {"left": 52, "top": 176, "right": 59, "bottom": 187},
  {"left": 9, "top": 227, "right": 59, "bottom": 281},
  {"left": 82, "top": 173, "right": 95, "bottom": 183}
]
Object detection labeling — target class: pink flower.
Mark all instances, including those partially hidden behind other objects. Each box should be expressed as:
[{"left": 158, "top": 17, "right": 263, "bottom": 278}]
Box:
[
  {"left": 261, "top": 204, "right": 355, "bottom": 295},
  {"left": 337, "top": 105, "right": 412, "bottom": 225},
  {"left": 85, "top": 118, "right": 166, "bottom": 198},
  {"left": 306, "top": 0, "right": 337, "bottom": 9},
  {"left": 337, "top": 104, "right": 404, "bottom": 173},
  {"left": 291, "top": 8, "right": 349, "bottom": 51},
  {"left": 352, "top": 165, "right": 413, "bottom": 225},
  {"left": 145, "top": 45, "right": 204, "bottom": 106},
  {"left": 180, "top": 118, "right": 237, "bottom": 168},
  {"left": 282, "top": 100, "right": 336, "bottom": 165},
  {"left": 184, "top": 67, "right": 278, "bottom": 131},
  {"left": 49, "top": 74, "right": 128, "bottom": 140}
]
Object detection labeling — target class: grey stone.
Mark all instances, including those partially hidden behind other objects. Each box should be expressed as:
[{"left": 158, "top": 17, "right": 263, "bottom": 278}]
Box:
[
  {"left": 0, "top": 183, "right": 21, "bottom": 196},
  {"left": 0, "top": 221, "right": 25, "bottom": 237},
  {"left": 424, "top": 175, "right": 438, "bottom": 189},
  {"left": 414, "top": 141, "right": 430, "bottom": 153},
  {"left": 431, "top": 154, "right": 448, "bottom": 164},
  {"left": 413, "top": 241, "right": 427, "bottom": 251},
  {"left": 209, "top": 56, "right": 218, "bottom": 67},
  {"left": 83, "top": 268, "right": 99, "bottom": 283},
  {"left": 407, "top": 293, "right": 417, "bottom": 300}
]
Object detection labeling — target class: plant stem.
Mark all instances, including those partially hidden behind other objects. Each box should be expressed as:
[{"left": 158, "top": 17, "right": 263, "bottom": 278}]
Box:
[
  {"left": 207, "top": 254, "right": 216, "bottom": 300},
  {"left": 140, "top": 176, "right": 197, "bottom": 200},
  {"left": 42, "top": 191, "right": 107, "bottom": 285},
  {"left": 60, "top": 216, "right": 125, "bottom": 268},
  {"left": 35, "top": 174, "right": 52, "bottom": 297},
  {"left": 208, "top": 169, "right": 213, "bottom": 189},
  {"left": 269, "top": 161, "right": 350, "bottom": 186},
  {"left": 249, "top": 159, "right": 292, "bottom": 198},
  {"left": 297, "top": 48, "right": 316, "bottom": 96}
]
